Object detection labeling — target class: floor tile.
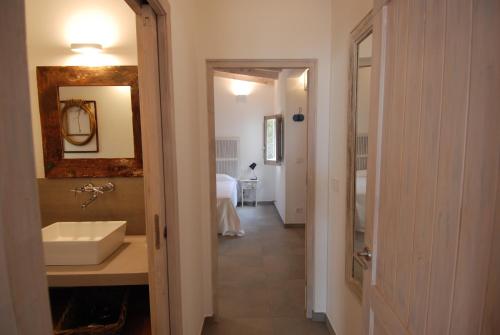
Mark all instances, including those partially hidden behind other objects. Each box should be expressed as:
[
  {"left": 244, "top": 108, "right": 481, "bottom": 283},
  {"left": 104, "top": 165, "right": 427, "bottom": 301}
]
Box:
[
  {"left": 202, "top": 318, "right": 274, "bottom": 335},
  {"left": 204, "top": 205, "right": 330, "bottom": 335}
]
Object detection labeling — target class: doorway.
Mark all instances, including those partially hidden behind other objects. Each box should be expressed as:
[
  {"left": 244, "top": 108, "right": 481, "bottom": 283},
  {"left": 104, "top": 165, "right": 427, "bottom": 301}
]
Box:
[
  {"left": 0, "top": 1, "right": 179, "bottom": 334},
  {"left": 205, "top": 60, "right": 320, "bottom": 332}
]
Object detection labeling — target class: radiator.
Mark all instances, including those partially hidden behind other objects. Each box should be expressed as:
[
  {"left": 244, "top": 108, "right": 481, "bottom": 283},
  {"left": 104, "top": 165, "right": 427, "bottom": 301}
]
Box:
[
  {"left": 356, "top": 134, "right": 368, "bottom": 171},
  {"left": 215, "top": 137, "right": 240, "bottom": 178}
]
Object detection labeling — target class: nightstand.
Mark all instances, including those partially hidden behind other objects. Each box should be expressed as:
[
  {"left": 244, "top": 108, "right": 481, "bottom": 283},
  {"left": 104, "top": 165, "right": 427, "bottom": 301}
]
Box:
[{"left": 239, "top": 179, "right": 259, "bottom": 207}]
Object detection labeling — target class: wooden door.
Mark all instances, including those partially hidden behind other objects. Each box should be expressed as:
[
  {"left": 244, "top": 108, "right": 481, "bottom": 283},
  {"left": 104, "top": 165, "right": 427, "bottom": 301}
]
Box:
[
  {"left": 362, "top": 0, "right": 500, "bottom": 334},
  {"left": 136, "top": 4, "right": 171, "bottom": 335}
]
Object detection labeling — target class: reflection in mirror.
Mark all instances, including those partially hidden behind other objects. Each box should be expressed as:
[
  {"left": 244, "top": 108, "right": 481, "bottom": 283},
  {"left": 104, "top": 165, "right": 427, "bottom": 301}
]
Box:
[
  {"left": 353, "top": 33, "right": 372, "bottom": 284},
  {"left": 59, "top": 86, "right": 135, "bottom": 159},
  {"left": 346, "top": 11, "right": 372, "bottom": 298}
]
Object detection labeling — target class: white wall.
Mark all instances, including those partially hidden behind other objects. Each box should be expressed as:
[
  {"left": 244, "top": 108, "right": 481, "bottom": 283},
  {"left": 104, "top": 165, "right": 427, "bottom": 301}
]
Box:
[
  {"left": 25, "top": 0, "right": 138, "bottom": 178},
  {"left": 283, "top": 70, "right": 308, "bottom": 224},
  {"left": 196, "top": 0, "right": 333, "bottom": 314},
  {"left": 214, "top": 76, "right": 276, "bottom": 201},
  {"left": 274, "top": 70, "right": 309, "bottom": 224},
  {"left": 167, "top": 0, "right": 207, "bottom": 333},
  {"left": 274, "top": 72, "right": 287, "bottom": 220},
  {"left": 328, "top": 0, "right": 373, "bottom": 334}
]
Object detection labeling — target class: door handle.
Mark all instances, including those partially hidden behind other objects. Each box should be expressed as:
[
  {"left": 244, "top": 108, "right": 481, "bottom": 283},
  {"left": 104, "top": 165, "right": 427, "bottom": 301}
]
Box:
[
  {"left": 154, "top": 214, "right": 160, "bottom": 250},
  {"left": 357, "top": 247, "right": 372, "bottom": 262}
]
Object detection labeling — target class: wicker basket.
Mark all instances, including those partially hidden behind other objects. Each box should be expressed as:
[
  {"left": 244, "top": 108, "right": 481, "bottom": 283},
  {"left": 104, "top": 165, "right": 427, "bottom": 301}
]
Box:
[{"left": 54, "top": 287, "right": 129, "bottom": 335}]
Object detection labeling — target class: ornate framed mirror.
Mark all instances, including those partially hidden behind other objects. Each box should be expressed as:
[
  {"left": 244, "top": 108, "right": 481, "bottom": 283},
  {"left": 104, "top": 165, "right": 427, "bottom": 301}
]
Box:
[
  {"left": 346, "top": 11, "right": 373, "bottom": 299},
  {"left": 36, "top": 66, "right": 142, "bottom": 178}
]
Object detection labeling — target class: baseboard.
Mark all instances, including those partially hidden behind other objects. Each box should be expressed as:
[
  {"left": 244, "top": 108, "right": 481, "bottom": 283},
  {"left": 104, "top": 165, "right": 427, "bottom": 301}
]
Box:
[
  {"left": 237, "top": 201, "right": 274, "bottom": 206},
  {"left": 325, "top": 315, "right": 337, "bottom": 335},
  {"left": 311, "top": 311, "right": 326, "bottom": 322},
  {"left": 284, "top": 223, "right": 306, "bottom": 228}
]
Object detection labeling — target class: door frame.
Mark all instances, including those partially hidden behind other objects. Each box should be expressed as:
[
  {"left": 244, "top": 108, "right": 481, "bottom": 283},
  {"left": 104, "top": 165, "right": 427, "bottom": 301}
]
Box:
[
  {"left": 345, "top": 10, "right": 373, "bottom": 301},
  {"left": 206, "top": 59, "right": 318, "bottom": 317},
  {"left": 361, "top": 1, "right": 388, "bottom": 332},
  {"left": 0, "top": 0, "right": 181, "bottom": 334}
]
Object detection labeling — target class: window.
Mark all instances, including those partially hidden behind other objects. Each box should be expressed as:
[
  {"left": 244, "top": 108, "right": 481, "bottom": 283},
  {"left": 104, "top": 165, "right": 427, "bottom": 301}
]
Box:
[{"left": 264, "top": 115, "right": 283, "bottom": 165}]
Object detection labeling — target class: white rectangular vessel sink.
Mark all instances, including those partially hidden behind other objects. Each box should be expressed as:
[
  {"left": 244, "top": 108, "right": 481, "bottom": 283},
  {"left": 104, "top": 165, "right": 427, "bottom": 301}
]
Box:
[{"left": 42, "top": 221, "right": 127, "bottom": 265}]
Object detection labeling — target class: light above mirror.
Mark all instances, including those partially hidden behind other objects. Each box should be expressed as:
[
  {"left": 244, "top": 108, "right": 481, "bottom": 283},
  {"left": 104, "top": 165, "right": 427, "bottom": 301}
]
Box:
[{"left": 70, "top": 43, "right": 103, "bottom": 54}]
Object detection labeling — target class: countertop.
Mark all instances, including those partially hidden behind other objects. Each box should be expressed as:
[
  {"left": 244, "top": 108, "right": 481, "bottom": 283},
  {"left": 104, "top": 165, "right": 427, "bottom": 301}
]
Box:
[{"left": 46, "top": 235, "right": 148, "bottom": 287}]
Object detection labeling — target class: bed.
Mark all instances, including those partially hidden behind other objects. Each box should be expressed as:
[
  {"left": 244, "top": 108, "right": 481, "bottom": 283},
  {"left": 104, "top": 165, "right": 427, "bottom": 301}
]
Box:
[
  {"left": 216, "top": 174, "right": 244, "bottom": 236},
  {"left": 355, "top": 169, "right": 367, "bottom": 233}
]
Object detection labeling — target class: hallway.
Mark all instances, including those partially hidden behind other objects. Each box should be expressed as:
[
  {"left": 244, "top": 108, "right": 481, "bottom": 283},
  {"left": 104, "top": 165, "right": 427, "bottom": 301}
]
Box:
[{"left": 202, "top": 205, "right": 329, "bottom": 335}]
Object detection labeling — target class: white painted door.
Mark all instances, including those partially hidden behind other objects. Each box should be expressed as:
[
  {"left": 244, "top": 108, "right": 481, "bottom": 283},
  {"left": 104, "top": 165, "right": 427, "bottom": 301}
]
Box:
[{"left": 362, "top": 0, "right": 500, "bottom": 334}]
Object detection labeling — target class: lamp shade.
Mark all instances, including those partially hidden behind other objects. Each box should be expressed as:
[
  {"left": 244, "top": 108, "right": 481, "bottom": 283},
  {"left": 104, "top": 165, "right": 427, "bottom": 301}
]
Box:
[{"left": 249, "top": 163, "right": 257, "bottom": 170}]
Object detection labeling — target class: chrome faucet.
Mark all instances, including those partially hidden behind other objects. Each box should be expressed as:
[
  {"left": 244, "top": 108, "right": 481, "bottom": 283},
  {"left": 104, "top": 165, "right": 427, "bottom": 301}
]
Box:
[{"left": 71, "top": 182, "right": 115, "bottom": 208}]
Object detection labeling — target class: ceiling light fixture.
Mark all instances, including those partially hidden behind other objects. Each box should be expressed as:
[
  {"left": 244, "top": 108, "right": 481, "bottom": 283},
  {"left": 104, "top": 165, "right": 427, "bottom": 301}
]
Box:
[{"left": 70, "top": 43, "right": 103, "bottom": 54}]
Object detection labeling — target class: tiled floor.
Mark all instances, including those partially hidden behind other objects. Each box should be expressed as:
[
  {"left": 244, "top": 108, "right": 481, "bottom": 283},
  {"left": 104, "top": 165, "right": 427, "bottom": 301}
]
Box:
[{"left": 202, "top": 204, "right": 329, "bottom": 335}]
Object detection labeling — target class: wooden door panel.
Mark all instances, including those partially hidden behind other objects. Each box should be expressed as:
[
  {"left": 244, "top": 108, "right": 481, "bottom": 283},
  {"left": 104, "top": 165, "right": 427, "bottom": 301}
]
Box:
[
  {"left": 364, "top": 0, "right": 500, "bottom": 334},
  {"left": 375, "top": 0, "right": 399, "bottom": 304},
  {"left": 450, "top": 0, "right": 500, "bottom": 333},
  {"left": 393, "top": 0, "right": 425, "bottom": 325},
  {"left": 425, "top": 0, "right": 473, "bottom": 333},
  {"left": 481, "top": 177, "right": 500, "bottom": 335},
  {"left": 136, "top": 5, "right": 170, "bottom": 335},
  {"left": 406, "top": 0, "right": 447, "bottom": 333}
]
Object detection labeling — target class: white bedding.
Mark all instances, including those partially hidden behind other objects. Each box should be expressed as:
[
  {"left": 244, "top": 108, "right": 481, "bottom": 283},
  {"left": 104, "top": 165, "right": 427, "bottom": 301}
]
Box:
[
  {"left": 355, "top": 170, "right": 367, "bottom": 232},
  {"left": 216, "top": 174, "right": 238, "bottom": 207},
  {"left": 216, "top": 174, "right": 244, "bottom": 236}
]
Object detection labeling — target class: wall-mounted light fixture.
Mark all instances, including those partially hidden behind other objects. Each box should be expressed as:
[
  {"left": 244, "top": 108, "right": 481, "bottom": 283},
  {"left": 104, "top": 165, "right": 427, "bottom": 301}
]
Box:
[
  {"left": 301, "top": 69, "right": 309, "bottom": 91},
  {"left": 231, "top": 79, "right": 254, "bottom": 96},
  {"left": 70, "top": 43, "right": 103, "bottom": 54}
]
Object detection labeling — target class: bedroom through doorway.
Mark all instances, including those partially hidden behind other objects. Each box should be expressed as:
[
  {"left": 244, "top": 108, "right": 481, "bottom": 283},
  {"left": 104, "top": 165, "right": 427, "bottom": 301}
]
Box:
[{"left": 205, "top": 60, "right": 323, "bottom": 333}]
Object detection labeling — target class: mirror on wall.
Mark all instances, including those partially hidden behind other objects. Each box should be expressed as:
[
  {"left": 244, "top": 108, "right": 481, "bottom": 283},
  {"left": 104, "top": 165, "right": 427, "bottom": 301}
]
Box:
[
  {"left": 36, "top": 66, "right": 142, "bottom": 178},
  {"left": 59, "top": 86, "right": 135, "bottom": 158},
  {"left": 346, "top": 12, "right": 373, "bottom": 299}
]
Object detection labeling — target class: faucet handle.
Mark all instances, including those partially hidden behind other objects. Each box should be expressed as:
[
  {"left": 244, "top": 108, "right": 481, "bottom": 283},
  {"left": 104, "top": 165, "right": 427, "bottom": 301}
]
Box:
[{"left": 70, "top": 186, "right": 84, "bottom": 193}]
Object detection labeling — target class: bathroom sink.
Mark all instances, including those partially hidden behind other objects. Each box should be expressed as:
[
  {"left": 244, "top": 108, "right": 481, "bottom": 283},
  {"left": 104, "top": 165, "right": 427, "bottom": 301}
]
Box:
[{"left": 42, "top": 221, "right": 127, "bottom": 265}]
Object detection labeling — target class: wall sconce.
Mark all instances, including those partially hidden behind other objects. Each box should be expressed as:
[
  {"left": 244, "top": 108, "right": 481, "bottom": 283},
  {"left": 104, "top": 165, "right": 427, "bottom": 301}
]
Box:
[
  {"left": 70, "top": 43, "right": 103, "bottom": 54},
  {"left": 302, "top": 69, "right": 309, "bottom": 91},
  {"left": 231, "top": 79, "right": 254, "bottom": 97}
]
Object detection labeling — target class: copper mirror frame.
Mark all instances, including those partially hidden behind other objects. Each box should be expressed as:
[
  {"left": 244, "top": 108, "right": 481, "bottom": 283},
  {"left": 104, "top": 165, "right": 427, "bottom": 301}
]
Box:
[{"left": 36, "top": 66, "right": 143, "bottom": 178}]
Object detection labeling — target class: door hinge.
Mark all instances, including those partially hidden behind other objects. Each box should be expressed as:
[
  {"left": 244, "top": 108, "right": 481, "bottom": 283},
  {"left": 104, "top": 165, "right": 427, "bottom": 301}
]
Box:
[{"left": 163, "top": 224, "right": 167, "bottom": 239}]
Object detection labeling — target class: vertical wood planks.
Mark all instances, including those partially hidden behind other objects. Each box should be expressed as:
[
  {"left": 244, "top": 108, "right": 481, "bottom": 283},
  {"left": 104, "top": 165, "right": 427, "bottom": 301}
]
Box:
[
  {"left": 481, "top": 177, "right": 500, "bottom": 335},
  {"left": 426, "top": 0, "right": 473, "bottom": 333},
  {"left": 393, "top": 0, "right": 426, "bottom": 323},
  {"left": 383, "top": 0, "right": 410, "bottom": 310},
  {"left": 406, "top": 0, "right": 447, "bottom": 333},
  {"left": 450, "top": 0, "right": 500, "bottom": 333},
  {"left": 367, "top": 0, "right": 500, "bottom": 333}
]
